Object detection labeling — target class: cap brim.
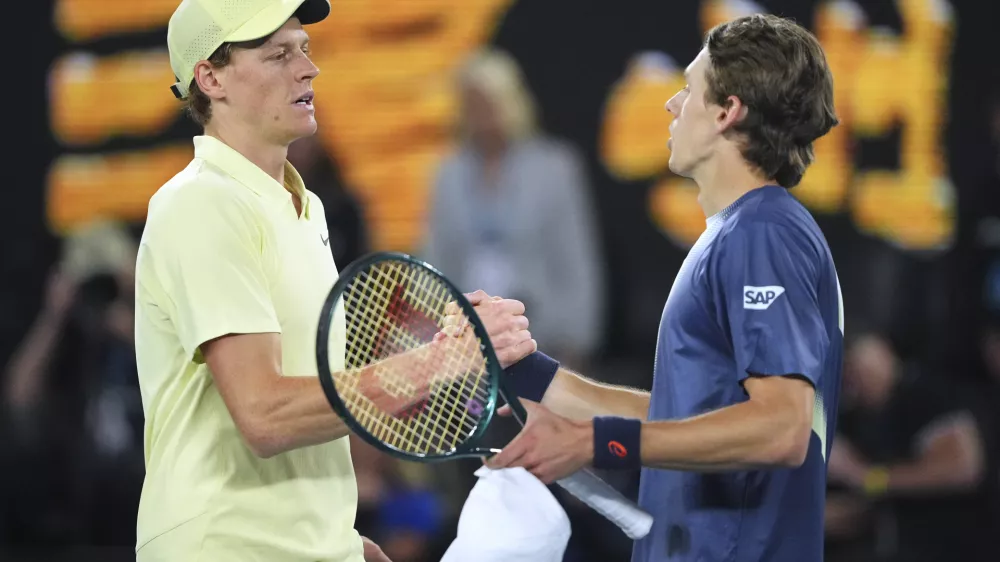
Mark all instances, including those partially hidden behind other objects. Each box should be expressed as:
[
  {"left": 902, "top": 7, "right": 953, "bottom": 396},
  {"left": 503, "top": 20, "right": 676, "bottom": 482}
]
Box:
[
  {"left": 225, "top": 0, "right": 330, "bottom": 43},
  {"left": 295, "top": 0, "right": 331, "bottom": 25}
]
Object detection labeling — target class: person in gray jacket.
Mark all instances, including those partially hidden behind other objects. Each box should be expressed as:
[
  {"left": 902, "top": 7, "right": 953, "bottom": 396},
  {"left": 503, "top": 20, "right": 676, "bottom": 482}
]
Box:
[{"left": 423, "top": 48, "right": 606, "bottom": 369}]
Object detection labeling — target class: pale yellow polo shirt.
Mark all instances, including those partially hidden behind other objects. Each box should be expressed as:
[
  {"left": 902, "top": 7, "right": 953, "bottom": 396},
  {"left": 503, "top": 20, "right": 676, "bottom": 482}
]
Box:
[{"left": 133, "top": 135, "right": 362, "bottom": 562}]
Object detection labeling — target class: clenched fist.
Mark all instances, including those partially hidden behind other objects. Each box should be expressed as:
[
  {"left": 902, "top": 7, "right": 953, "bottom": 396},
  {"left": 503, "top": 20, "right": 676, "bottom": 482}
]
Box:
[{"left": 441, "top": 289, "right": 537, "bottom": 369}]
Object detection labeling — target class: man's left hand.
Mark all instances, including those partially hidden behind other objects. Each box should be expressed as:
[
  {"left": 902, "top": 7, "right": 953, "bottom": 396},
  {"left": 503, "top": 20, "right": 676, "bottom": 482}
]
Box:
[
  {"left": 486, "top": 399, "right": 593, "bottom": 484},
  {"left": 440, "top": 290, "right": 537, "bottom": 368}
]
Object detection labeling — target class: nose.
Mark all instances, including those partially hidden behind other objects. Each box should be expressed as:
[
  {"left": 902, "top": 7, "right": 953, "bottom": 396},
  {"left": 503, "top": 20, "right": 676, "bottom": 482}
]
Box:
[
  {"left": 298, "top": 56, "right": 320, "bottom": 82},
  {"left": 665, "top": 92, "right": 681, "bottom": 116}
]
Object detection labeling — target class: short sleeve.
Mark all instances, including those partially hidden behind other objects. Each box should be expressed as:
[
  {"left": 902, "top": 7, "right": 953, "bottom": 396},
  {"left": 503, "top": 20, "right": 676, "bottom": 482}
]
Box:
[
  {"left": 151, "top": 190, "right": 281, "bottom": 362},
  {"left": 715, "top": 221, "right": 828, "bottom": 387}
]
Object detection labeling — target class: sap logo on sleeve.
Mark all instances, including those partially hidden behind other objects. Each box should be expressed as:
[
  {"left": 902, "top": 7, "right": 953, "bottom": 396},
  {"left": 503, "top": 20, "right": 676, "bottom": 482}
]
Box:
[{"left": 743, "top": 286, "right": 785, "bottom": 310}]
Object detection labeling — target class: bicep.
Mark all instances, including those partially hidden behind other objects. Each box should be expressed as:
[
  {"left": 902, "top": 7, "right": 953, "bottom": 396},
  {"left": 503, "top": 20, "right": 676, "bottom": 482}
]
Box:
[
  {"left": 202, "top": 332, "right": 282, "bottom": 433},
  {"left": 743, "top": 375, "right": 815, "bottom": 426},
  {"left": 744, "top": 375, "right": 816, "bottom": 465},
  {"left": 154, "top": 196, "right": 281, "bottom": 360}
]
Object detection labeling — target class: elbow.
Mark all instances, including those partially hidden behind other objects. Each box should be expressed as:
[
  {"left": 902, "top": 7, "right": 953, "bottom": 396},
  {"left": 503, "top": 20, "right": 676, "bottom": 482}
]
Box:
[
  {"left": 244, "top": 426, "right": 282, "bottom": 459},
  {"left": 778, "top": 433, "right": 810, "bottom": 468},
  {"left": 236, "top": 415, "right": 283, "bottom": 459},
  {"left": 247, "top": 436, "right": 279, "bottom": 459},
  {"left": 765, "top": 420, "right": 812, "bottom": 469}
]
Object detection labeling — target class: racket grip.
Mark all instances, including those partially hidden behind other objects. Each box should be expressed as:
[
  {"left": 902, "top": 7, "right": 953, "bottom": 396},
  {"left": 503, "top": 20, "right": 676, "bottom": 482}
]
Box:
[{"left": 556, "top": 470, "right": 654, "bottom": 540}]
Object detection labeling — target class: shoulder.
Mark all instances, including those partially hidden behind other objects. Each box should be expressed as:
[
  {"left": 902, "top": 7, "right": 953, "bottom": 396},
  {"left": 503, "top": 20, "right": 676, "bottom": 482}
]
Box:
[
  {"left": 717, "top": 190, "right": 826, "bottom": 263},
  {"left": 150, "top": 159, "right": 256, "bottom": 210},
  {"left": 516, "top": 137, "right": 585, "bottom": 171},
  {"left": 143, "top": 159, "right": 266, "bottom": 249}
]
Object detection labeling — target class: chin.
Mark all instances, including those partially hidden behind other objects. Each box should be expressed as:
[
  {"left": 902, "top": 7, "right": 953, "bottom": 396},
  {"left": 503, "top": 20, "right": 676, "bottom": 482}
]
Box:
[
  {"left": 297, "top": 118, "right": 318, "bottom": 137},
  {"left": 667, "top": 155, "right": 691, "bottom": 178},
  {"left": 282, "top": 123, "right": 318, "bottom": 144}
]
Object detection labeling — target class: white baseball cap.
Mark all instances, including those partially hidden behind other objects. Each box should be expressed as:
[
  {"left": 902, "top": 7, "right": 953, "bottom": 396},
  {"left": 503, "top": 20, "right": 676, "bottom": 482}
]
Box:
[{"left": 167, "top": 0, "right": 331, "bottom": 100}]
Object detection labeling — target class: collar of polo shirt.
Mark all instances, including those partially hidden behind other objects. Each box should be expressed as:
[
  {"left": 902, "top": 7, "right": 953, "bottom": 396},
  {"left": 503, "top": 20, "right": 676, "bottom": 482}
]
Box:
[{"left": 193, "top": 135, "right": 312, "bottom": 219}]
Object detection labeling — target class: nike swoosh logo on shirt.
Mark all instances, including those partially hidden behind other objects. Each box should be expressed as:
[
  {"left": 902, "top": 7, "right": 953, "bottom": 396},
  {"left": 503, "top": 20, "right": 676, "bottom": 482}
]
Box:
[{"left": 321, "top": 233, "right": 330, "bottom": 246}]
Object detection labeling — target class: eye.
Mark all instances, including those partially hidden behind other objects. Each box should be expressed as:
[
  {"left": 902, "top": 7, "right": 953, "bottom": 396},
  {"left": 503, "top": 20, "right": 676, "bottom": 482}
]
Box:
[{"left": 273, "top": 50, "right": 288, "bottom": 61}]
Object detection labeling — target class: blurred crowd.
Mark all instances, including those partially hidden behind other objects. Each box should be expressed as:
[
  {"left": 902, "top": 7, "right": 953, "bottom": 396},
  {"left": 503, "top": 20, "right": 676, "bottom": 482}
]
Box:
[{"left": 2, "top": 47, "right": 1000, "bottom": 562}]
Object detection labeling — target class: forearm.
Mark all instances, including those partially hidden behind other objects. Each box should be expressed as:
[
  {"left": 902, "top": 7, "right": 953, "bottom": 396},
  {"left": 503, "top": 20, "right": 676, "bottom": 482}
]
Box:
[
  {"left": 248, "top": 338, "right": 459, "bottom": 457},
  {"left": 639, "top": 399, "right": 806, "bottom": 471},
  {"left": 872, "top": 420, "right": 986, "bottom": 496},
  {"left": 543, "top": 368, "right": 650, "bottom": 420},
  {"left": 4, "top": 312, "right": 65, "bottom": 411},
  {"left": 245, "top": 374, "right": 351, "bottom": 457},
  {"left": 876, "top": 457, "right": 982, "bottom": 495}
]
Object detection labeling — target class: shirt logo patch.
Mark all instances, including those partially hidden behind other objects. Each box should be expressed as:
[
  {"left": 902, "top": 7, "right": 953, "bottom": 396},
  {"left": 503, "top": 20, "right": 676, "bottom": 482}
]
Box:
[{"left": 743, "top": 285, "right": 785, "bottom": 310}]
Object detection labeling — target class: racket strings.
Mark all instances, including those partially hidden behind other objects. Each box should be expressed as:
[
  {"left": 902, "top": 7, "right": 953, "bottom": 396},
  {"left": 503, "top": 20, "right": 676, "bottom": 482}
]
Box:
[
  {"left": 332, "top": 260, "right": 492, "bottom": 455},
  {"left": 341, "top": 266, "right": 437, "bottom": 450}
]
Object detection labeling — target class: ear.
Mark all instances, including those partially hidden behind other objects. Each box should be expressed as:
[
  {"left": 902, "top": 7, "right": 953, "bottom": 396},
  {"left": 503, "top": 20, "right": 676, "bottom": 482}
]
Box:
[
  {"left": 193, "top": 60, "right": 226, "bottom": 101},
  {"left": 716, "top": 95, "right": 748, "bottom": 133}
]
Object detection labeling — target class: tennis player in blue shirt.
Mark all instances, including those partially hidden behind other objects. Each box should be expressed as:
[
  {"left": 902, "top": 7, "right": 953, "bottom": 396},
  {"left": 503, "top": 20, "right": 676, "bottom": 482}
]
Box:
[{"left": 486, "top": 14, "right": 844, "bottom": 562}]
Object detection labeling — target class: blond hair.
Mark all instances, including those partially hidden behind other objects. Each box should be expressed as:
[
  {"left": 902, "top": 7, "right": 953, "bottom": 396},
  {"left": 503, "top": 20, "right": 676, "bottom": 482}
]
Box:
[{"left": 456, "top": 49, "right": 538, "bottom": 142}]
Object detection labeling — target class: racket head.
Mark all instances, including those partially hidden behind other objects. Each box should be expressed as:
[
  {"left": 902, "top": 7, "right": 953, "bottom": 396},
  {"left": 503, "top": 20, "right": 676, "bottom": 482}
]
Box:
[{"left": 316, "top": 251, "right": 503, "bottom": 462}]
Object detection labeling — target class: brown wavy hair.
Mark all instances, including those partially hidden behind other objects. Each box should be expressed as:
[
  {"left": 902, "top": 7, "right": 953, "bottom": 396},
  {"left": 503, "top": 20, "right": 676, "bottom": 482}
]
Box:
[{"left": 703, "top": 14, "right": 840, "bottom": 188}]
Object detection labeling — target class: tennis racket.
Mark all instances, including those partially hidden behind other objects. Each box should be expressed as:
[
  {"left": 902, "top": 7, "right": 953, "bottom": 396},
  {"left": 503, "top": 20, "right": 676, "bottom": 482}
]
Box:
[{"left": 315, "top": 251, "right": 653, "bottom": 540}]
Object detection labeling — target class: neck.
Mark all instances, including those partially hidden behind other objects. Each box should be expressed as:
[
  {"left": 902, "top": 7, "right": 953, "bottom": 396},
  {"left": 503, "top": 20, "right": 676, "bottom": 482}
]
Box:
[
  {"left": 205, "top": 120, "right": 288, "bottom": 185},
  {"left": 692, "top": 148, "right": 773, "bottom": 217}
]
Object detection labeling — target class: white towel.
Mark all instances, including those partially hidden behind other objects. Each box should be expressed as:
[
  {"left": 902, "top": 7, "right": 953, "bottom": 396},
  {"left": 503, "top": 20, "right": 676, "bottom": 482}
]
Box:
[{"left": 440, "top": 466, "right": 571, "bottom": 562}]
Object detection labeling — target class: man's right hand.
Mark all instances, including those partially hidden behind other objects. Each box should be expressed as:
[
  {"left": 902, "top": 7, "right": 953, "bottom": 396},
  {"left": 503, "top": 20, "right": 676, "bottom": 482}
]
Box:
[
  {"left": 362, "top": 536, "right": 392, "bottom": 562},
  {"left": 449, "top": 289, "right": 537, "bottom": 368}
]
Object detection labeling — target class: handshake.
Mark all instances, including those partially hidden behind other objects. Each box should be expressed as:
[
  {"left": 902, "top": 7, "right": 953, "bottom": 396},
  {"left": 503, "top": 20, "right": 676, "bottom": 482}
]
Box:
[{"left": 439, "top": 289, "right": 538, "bottom": 369}]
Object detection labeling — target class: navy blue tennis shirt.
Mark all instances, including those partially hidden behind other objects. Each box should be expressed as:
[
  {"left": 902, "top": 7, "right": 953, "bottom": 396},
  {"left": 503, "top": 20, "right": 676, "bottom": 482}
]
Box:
[{"left": 632, "top": 185, "right": 844, "bottom": 562}]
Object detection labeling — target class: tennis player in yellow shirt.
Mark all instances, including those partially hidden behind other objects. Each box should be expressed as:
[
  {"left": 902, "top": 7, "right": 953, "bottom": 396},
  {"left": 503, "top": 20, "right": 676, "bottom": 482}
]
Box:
[{"left": 133, "top": 1, "right": 537, "bottom": 561}]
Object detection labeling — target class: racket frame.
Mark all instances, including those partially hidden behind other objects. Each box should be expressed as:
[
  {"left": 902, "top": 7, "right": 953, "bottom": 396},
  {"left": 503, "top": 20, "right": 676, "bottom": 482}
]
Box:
[{"left": 316, "top": 251, "right": 504, "bottom": 462}]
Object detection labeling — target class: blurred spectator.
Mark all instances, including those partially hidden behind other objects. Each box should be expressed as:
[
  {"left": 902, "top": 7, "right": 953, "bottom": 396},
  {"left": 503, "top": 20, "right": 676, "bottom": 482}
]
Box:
[
  {"left": 978, "top": 291, "right": 1000, "bottom": 554},
  {"left": 287, "top": 135, "right": 370, "bottom": 267},
  {"left": 349, "top": 435, "right": 448, "bottom": 562},
  {"left": 825, "top": 334, "right": 993, "bottom": 562},
  {"left": 422, "top": 48, "right": 606, "bottom": 370},
  {"left": 978, "top": 321, "right": 1000, "bottom": 538},
  {"left": 0, "top": 221, "right": 144, "bottom": 549}
]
